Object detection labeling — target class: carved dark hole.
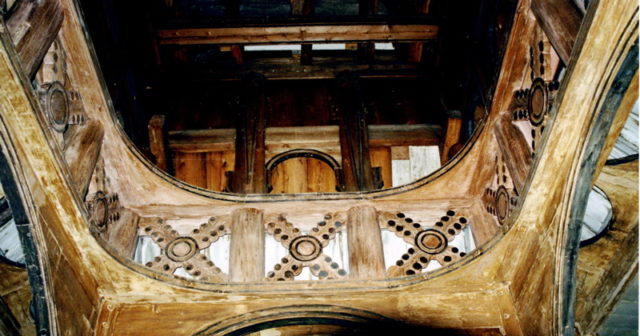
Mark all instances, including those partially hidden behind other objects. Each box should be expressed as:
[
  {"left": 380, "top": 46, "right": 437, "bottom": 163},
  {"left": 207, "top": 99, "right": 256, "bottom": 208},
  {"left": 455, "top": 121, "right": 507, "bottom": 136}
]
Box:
[
  {"left": 277, "top": 278, "right": 285, "bottom": 281},
  {"left": 274, "top": 228, "right": 282, "bottom": 234},
  {"left": 454, "top": 223, "right": 462, "bottom": 230},
  {"left": 312, "top": 228, "right": 319, "bottom": 232},
  {"left": 324, "top": 214, "right": 332, "bottom": 220},
  {"left": 441, "top": 216, "right": 449, "bottom": 221},
  {"left": 318, "top": 221, "right": 326, "bottom": 226},
  {"left": 193, "top": 229, "right": 200, "bottom": 234},
  {"left": 452, "top": 247, "right": 459, "bottom": 253},
  {"left": 281, "top": 257, "right": 289, "bottom": 263},
  {"left": 460, "top": 252, "right": 466, "bottom": 257},
  {"left": 163, "top": 264, "right": 170, "bottom": 271},
  {"left": 397, "top": 213, "right": 405, "bottom": 218},
  {"left": 460, "top": 217, "right": 467, "bottom": 224},
  {"left": 448, "top": 229, "right": 455, "bottom": 235},
  {"left": 331, "top": 262, "right": 339, "bottom": 269},
  {"left": 292, "top": 265, "right": 298, "bottom": 271},
  {"left": 268, "top": 272, "right": 275, "bottom": 278},
  {"left": 388, "top": 220, "right": 396, "bottom": 226},
  {"left": 185, "top": 265, "right": 193, "bottom": 271},
  {"left": 396, "top": 226, "right": 404, "bottom": 232},
  {"left": 210, "top": 231, "right": 217, "bottom": 236},
  {"left": 145, "top": 227, "right": 152, "bottom": 232},
  {"left": 275, "top": 264, "right": 282, "bottom": 270},
  {"left": 406, "top": 270, "right": 415, "bottom": 275},
  {"left": 338, "top": 269, "right": 347, "bottom": 276},
  {"left": 328, "top": 228, "right": 335, "bottom": 233},
  {"left": 435, "top": 222, "right": 444, "bottom": 227},
  {"left": 396, "top": 260, "right": 404, "bottom": 266},
  {"left": 405, "top": 218, "right": 413, "bottom": 223},
  {"left": 446, "top": 210, "right": 455, "bottom": 216},
  {"left": 268, "top": 222, "right": 275, "bottom": 228},
  {"left": 443, "top": 256, "right": 452, "bottom": 262},
  {"left": 403, "top": 231, "right": 411, "bottom": 236},
  {"left": 313, "top": 264, "right": 321, "bottom": 270},
  {"left": 319, "top": 271, "right": 328, "bottom": 278},
  {"left": 413, "top": 223, "right": 421, "bottom": 229},
  {"left": 202, "top": 237, "right": 209, "bottom": 242},
  {"left": 402, "top": 254, "right": 409, "bottom": 260},
  {"left": 218, "top": 225, "right": 225, "bottom": 231},
  {"left": 335, "top": 221, "right": 343, "bottom": 227},
  {"left": 285, "top": 271, "right": 294, "bottom": 278},
  {"left": 281, "top": 235, "right": 289, "bottom": 240},
  {"left": 412, "top": 263, "right": 422, "bottom": 270},
  {"left": 408, "top": 248, "right": 415, "bottom": 254},
  {"left": 322, "top": 234, "right": 330, "bottom": 240},
  {"left": 325, "top": 257, "right": 332, "bottom": 262},
  {"left": 157, "top": 237, "right": 164, "bottom": 243}
]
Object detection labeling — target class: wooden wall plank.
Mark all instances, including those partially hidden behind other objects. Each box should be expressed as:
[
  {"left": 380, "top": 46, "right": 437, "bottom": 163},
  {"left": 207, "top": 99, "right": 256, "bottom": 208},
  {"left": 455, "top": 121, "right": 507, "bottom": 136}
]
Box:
[
  {"left": 148, "top": 115, "right": 169, "bottom": 172},
  {"left": 306, "top": 158, "right": 336, "bottom": 192},
  {"left": 370, "top": 147, "right": 392, "bottom": 189},
  {"left": 174, "top": 152, "right": 206, "bottom": 188},
  {"left": 205, "top": 152, "right": 223, "bottom": 191}
]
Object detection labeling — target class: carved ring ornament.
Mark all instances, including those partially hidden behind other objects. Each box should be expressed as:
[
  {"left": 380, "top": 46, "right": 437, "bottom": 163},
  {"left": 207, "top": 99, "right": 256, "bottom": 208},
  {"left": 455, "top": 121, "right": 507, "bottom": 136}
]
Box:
[{"left": 38, "top": 81, "right": 69, "bottom": 133}]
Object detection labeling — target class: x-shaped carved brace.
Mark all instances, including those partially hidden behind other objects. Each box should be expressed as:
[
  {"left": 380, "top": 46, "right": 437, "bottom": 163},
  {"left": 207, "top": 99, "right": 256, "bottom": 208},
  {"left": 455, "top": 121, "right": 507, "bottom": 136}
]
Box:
[
  {"left": 380, "top": 210, "right": 469, "bottom": 278},
  {"left": 139, "top": 216, "right": 230, "bottom": 282},
  {"left": 482, "top": 152, "right": 518, "bottom": 226},
  {"left": 265, "top": 213, "right": 348, "bottom": 281}
]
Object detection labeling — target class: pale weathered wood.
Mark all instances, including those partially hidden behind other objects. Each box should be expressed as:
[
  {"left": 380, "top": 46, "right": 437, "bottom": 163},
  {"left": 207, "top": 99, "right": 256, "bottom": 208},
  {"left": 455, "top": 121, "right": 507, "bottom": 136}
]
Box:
[
  {"left": 148, "top": 115, "right": 169, "bottom": 172},
  {"left": 229, "top": 208, "right": 265, "bottom": 282},
  {"left": 531, "top": 0, "right": 583, "bottom": 65},
  {"left": 174, "top": 152, "right": 206, "bottom": 188},
  {"left": 269, "top": 158, "right": 307, "bottom": 194},
  {"left": 157, "top": 24, "right": 438, "bottom": 45},
  {"left": 347, "top": 206, "right": 385, "bottom": 279},
  {"left": 493, "top": 113, "right": 532, "bottom": 193},
  {"left": 63, "top": 120, "right": 104, "bottom": 198},
  {"left": 441, "top": 112, "right": 463, "bottom": 164},
  {"left": 6, "top": 0, "right": 64, "bottom": 78}
]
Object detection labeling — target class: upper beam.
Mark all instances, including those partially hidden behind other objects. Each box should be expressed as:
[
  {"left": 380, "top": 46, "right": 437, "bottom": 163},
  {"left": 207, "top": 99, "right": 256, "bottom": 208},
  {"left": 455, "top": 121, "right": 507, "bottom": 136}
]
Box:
[{"left": 157, "top": 23, "right": 438, "bottom": 45}]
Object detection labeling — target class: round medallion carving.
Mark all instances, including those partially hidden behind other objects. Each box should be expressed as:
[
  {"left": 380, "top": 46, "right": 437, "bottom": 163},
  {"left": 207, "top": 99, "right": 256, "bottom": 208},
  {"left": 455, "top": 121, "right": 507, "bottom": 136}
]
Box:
[
  {"left": 289, "top": 235, "right": 322, "bottom": 262},
  {"left": 415, "top": 229, "right": 447, "bottom": 255},
  {"left": 166, "top": 237, "right": 199, "bottom": 262},
  {"left": 40, "top": 81, "right": 69, "bottom": 133},
  {"left": 496, "top": 186, "right": 510, "bottom": 224},
  {"left": 91, "top": 191, "right": 108, "bottom": 232},
  {"left": 528, "top": 78, "right": 548, "bottom": 127}
]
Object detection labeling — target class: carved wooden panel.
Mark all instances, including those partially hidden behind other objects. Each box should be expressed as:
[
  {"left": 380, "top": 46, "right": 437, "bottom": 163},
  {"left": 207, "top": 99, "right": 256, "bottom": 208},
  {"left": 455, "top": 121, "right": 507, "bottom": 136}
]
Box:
[
  {"left": 381, "top": 210, "right": 469, "bottom": 277},
  {"left": 483, "top": 151, "right": 517, "bottom": 226},
  {"left": 265, "top": 213, "right": 348, "bottom": 281},
  {"left": 138, "top": 216, "right": 230, "bottom": 282}
]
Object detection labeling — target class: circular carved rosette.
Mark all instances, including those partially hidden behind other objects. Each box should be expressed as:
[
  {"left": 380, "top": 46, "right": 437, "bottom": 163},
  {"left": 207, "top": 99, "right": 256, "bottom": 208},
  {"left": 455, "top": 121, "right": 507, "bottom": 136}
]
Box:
[
  {"left": 39, "top": 81, "right": 69, "bottom": 133},
  {"left": 415, "top": 229, "right": 448, "bottom": 255},
  {"left": 90, "top": 191, "right": 109, "bottom": 233},
  {"left": 289, "top": 235, "right": 322, "bottom": 262},
  {"left": 527, "top": 77, "right": 549, "bottom": 127},
  {"left": 495, "top": 186, "right": 510, "bottom": 225},
  {"left": 166, "top": 237, "right": 199, "bottom": 262}
]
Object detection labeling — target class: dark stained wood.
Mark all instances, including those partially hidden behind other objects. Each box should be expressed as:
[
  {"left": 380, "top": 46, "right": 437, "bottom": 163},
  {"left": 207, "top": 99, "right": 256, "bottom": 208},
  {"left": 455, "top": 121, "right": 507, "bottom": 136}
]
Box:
[
  {"left": 232, "top": 73, "right": 267, "bottom": 193},
  {"left": 148, "top": 115, "right": 169, "bottom": 172},
  {"left": 531, "top": 0, "right": 583, "bottom": 65},
  {"left": 229, "top": 208, "right": 265, "bottom": 282},
  {"left": 347, "top": 206, "right": 385, "bottom": 279},
  {"left": 157, "top": 23, "right": 439, "bottom": 45},
  {"left": 63, "top": 120, "right": 104, "bottom": 198},
  {"left": 6, "top": 0, "right": 64, "bottom": 78},
  {"left": 174, "top": 152, "right": 206, "bottom": 188},
  {"left": 493, "top": 113, "right": 532, "bottom": 194},
  {"left": 335, "top": 72, "right": 375, "bottom": 191}
]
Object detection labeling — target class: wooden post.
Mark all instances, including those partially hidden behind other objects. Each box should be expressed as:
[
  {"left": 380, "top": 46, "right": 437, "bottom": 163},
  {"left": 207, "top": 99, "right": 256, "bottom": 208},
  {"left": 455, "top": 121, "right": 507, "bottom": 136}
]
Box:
[
  {"left": 531, "top": 0, "right": 583, "bottom": 65},
  {"left": 335, "top": 71, "right": 375, "bottom": 191},
  {"left": 148, "top": 115, "right": 169, "bottom": 172},
  {"left": 291, "top": 0, "right": 315, "bottom": 65},
  {"left": 229, "top": 208, "right": 265, "bottom": 282},
  {"left": 347, "top": 205, "right": 385, "bottom": 279},
  {"left": 63, "top": 120, "right": 104, "bottom": 198},
  {"left": 357, "top": 0, "right": 378, "bottom": 63},
  {"left": 232, "top": 73, "right": 268, "bottom": 193},
  {"left": 6, "top": 0, "right": 64, "bottom": 78},
  {"left": 441, "top": 110, "right": 463, "bottom": 164}
]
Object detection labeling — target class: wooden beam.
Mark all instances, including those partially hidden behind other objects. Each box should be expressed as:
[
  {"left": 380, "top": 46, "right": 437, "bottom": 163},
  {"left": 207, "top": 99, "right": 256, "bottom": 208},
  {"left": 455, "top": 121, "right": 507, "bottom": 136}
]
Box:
[
  {"left": 493, "top": 113, "right": 532, "bottom": 194},
  {"left": 148, "top": 115, "right": 169, "bottom": 172},
  {"left": 157, "top": 23, "right": 438, "bottom": 45},
  {"left": 168, "top": 124, "right": 441, "bottom": 154},
  {"left": 335, "top": 72, "right": 375, "bottom": 191},
  {"left": 6, "top": 0, "right": 64, "bottom": 78},
  {"left": 232, "top": 73, "right": 267, "bottom": 193},
  {"left": 290, "top": 0, "right": 315, "bottom": 65},
  {"left": 63, "top": 120, "right": 104, "bottom": 198},
  {"left": 229, "top": 208, "right": 265, "bottom": 282},
  {"left": 347, "top": 206, "right": 385, "bottom": 279},
  {"left": 531, "top": 0, "right": 583, "bottom": 65}
]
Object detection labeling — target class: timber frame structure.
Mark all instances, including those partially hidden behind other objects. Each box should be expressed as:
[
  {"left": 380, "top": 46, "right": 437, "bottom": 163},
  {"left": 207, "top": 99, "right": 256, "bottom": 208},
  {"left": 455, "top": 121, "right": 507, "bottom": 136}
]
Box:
[{"left": 0, "top": 0, "right": 637, "bottom": 335}]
